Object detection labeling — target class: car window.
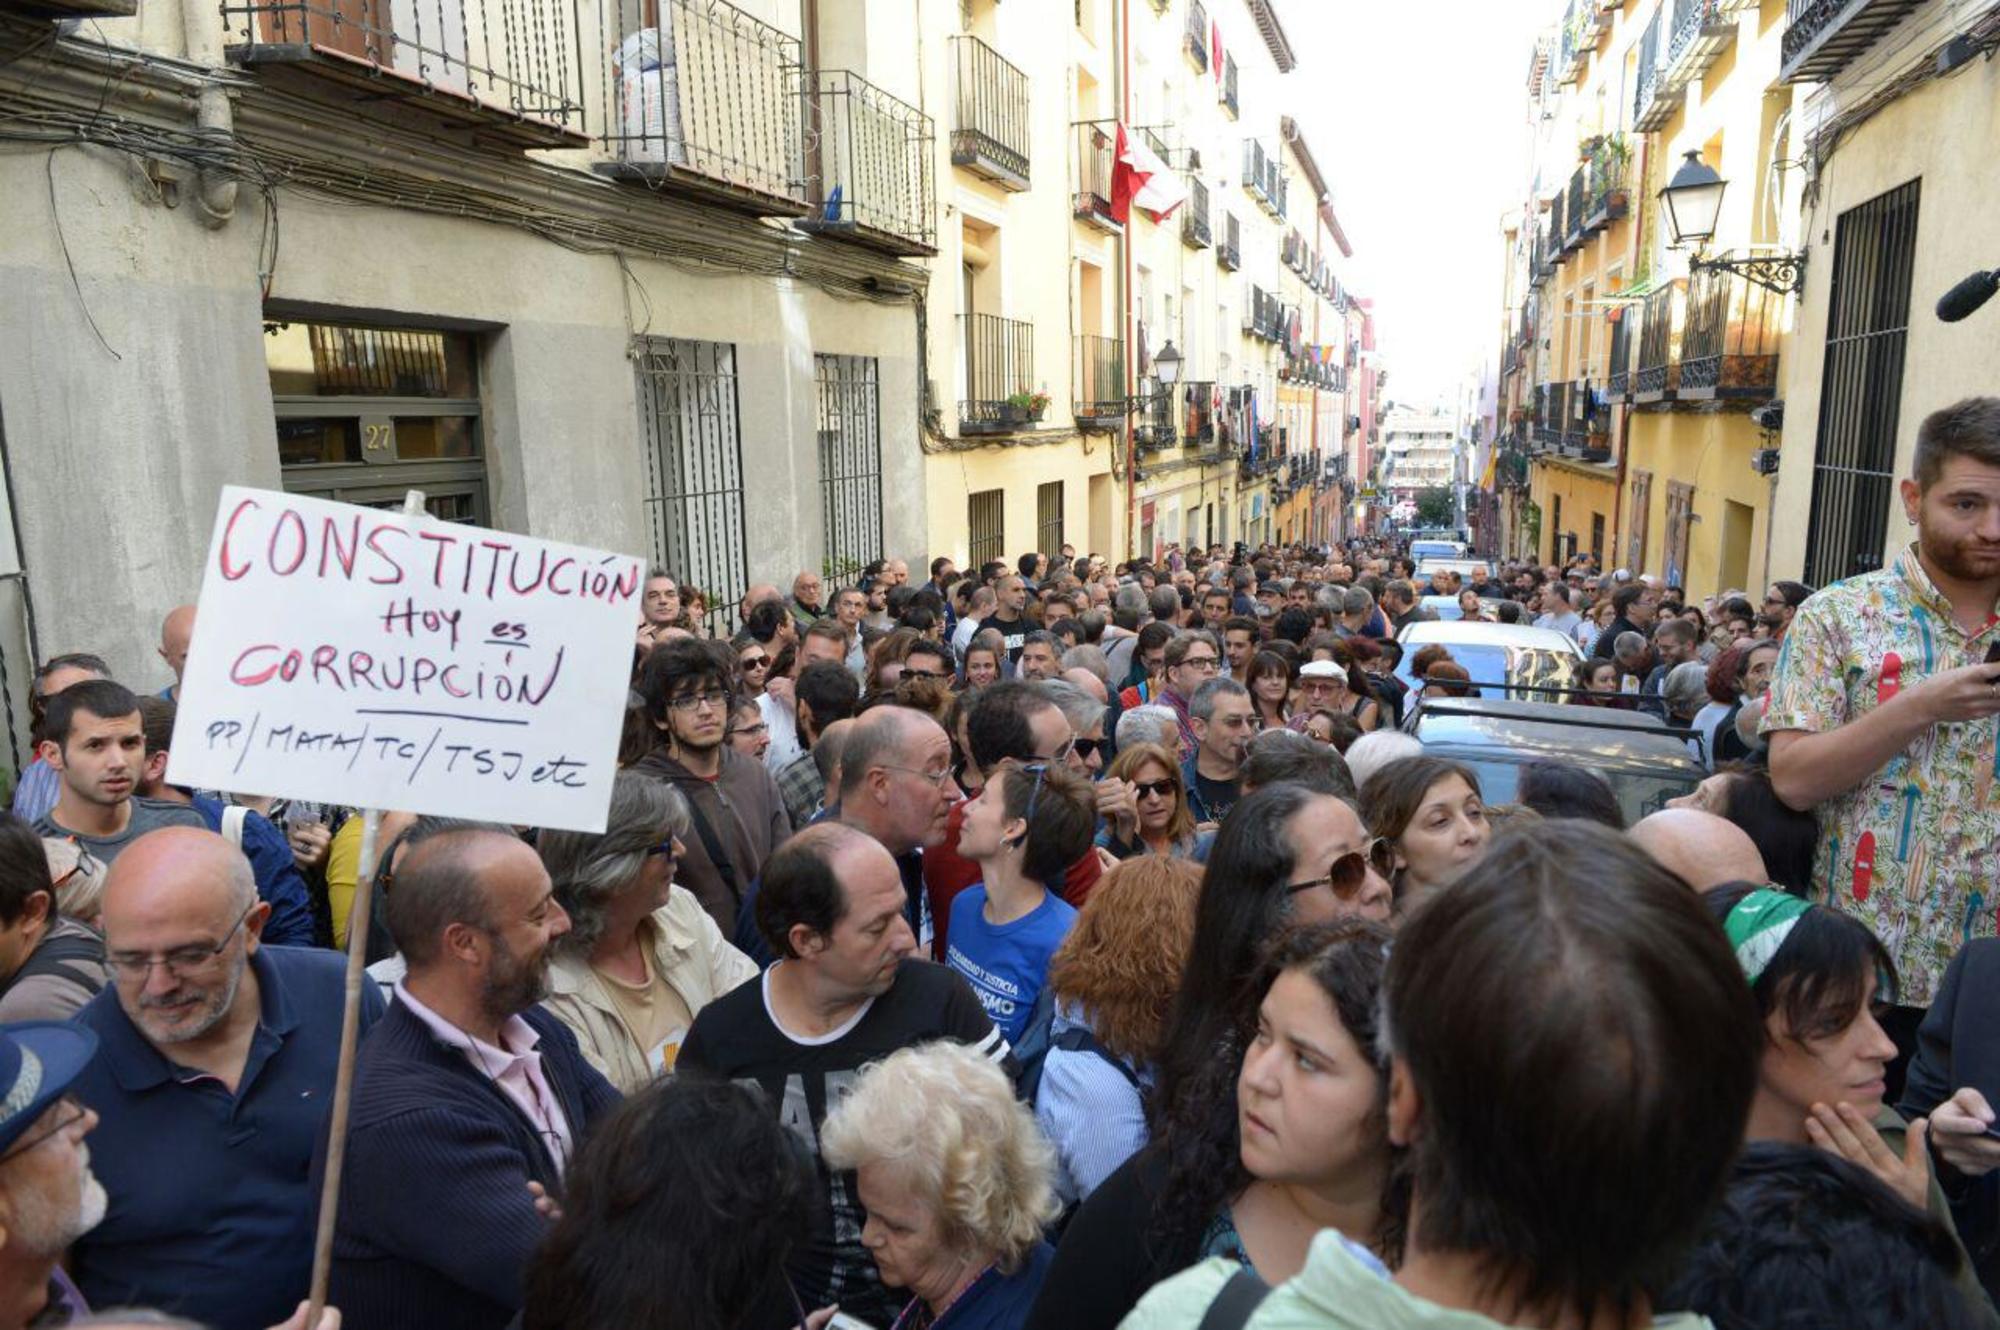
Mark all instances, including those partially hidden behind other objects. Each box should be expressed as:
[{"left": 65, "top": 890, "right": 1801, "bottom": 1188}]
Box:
[
  {"left": 1448, "top": 756, "right": 1699, "bottom": 825},
  {"left": 1396, "top": 644, "right": 1576, "bottom": 699}
]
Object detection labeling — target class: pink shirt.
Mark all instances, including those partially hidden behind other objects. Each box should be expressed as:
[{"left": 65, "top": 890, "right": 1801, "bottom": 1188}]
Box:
[{"left": 395, "top": 984, "right": 575, "bottom": 1176}]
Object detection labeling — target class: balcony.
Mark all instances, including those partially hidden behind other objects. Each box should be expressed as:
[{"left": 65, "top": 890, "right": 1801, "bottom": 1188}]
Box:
[
  {"left": 950, "top": 35, "right": 1030, "bottom": 191},
  {"left": 225, "top": 0, "right": 590, "bottom": 149},
  {"left": 1218, "top": 211, "right": 1242, "bottom": 270},
  {"left": 1073, "top": 123, "right": 1120, "bottom": 232},
  {"left": 959, "top": 313, "right": 1037, "bottom": 435},
  {"left": 1582, "top": 136, "right": 1631, "bottom": 231},
  {"left": 1183, "top": 381, "right": 1217, "bottom": 446},
  {"left": 1781, "top": 0, "right": 1927, "bottom": 82},
  {"left": 1660, "top": 0, "right": 1736, "bottom": 98},
  {"left": 1563, "top": 165, "right": 1588, "bottom": 253},
  {"left": 1242, "top": 139, "right": 1286, "bottom": 220},
  {"left": 1073, "top": 334, "right": 1127, "bottom": 430},
  {"left": 800, "top": 70, "right": 935, "bottom": 256},
  {"left": 1535, "top": 381, "right": 1569, "bottom": 449},
  {"left": 1221, "top": 55, "right": 1239, "bottom": 119},
  {"left": 587, "top": 0, "right": 809, "bottom": 211},
  {"left": 1633, "top": 6, "right": 1682, "bottom": 132},
  {"left": 1548, "top": 192, "right": 1569, "bottom": 266},
  {"left": 1606, "top": 304, "right": 1635, "bottom": 402},
  {"left": 1184, "top": 0, "right": 1210, "bottom": 71},
  {"left": 1136, "top": 385, "right": 1179, "bottom": 451},
  {"left": 1678, "top": 268, "right": 1782, "bottom": 402},
  {"left": 1633, "top": 280, "right": 1687, "bottom": 404},
  {"left": 1182, "top": 179, "right": 1212, "bottom": 249}
]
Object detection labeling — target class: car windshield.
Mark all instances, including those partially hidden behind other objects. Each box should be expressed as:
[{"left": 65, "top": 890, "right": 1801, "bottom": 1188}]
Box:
[
  {"left": 1398, "top": 644, "right": 1577, "bottom": 698},
  {"left": 1457, "top": 756, "right": 1697, "bottom": 825}
]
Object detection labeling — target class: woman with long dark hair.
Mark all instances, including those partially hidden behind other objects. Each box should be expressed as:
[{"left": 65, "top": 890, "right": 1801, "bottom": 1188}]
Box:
[{"left": 1243, "top": 651, "right": 1295, "bottom": 731}]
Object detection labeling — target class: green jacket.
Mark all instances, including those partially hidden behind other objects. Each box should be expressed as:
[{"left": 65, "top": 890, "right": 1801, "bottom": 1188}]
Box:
[{"left": 1117, "top": 1231, "right": 1712, "bottom": 1330}]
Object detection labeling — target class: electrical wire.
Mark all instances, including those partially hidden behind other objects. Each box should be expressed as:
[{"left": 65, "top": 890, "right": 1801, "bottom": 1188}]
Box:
[{"left": 44, "top": 146, "right": 121, "bottom": 361}]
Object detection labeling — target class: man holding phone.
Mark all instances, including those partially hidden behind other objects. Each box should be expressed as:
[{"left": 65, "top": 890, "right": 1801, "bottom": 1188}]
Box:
[{"left": 1765, "top": 398, "right": 2000, "bottom": 1096}]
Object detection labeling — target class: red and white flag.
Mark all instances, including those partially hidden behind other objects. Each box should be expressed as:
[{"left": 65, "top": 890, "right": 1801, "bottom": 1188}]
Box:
[{"left": 1112, "top": 123, "right": 1188, "bottom": 224}]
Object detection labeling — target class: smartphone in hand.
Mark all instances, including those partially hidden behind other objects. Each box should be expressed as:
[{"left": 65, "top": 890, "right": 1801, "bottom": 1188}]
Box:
[{"left": 1985, "top": 640, "right": 2000, "bottom": 665}]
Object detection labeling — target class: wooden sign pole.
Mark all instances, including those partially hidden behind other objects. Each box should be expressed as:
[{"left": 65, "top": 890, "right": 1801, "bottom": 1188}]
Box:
[{"left": 304, "top": 490, "right": 423, "bottom": 1330}]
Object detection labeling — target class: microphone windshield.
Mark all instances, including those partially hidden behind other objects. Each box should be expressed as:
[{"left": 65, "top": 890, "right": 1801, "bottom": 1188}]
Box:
[{"left": 1937, "top": 270, "right": 2000, "bottom": 323}]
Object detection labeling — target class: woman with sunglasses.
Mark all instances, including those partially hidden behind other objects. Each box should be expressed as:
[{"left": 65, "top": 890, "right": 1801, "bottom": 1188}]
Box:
[
  {"left": 538, "top": 771, "right": 757, "bottom": 1094},
  {"left": 1096, "top": 743, "right": 1199, "bottom": 861},
  {"left": 1242, "top": 651, "right": 1295, "bottom": 732},
  {"left": 1027, "top": 920, "right": 1403, "bottom": 1330},
  {"left": 732, "top": 635, "right": 774, "bottom": 699},
  {"left": 1360, "top": 756, "right": 1492, "bottom": 915}
]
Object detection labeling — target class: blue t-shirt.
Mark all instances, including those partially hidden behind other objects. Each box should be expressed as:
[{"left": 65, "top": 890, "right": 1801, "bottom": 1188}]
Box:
[{"left": 944, "top": 885, "right": 1076, "bottom": 1043}]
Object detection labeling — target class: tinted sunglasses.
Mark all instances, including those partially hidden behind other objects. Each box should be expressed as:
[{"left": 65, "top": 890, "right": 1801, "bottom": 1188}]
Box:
[
  {"left": 1285, "top": 838, "right": 1393, "bottom": 900},
  {"left": 1132, "top": 778, "right": 1177, "bottom": 799}
]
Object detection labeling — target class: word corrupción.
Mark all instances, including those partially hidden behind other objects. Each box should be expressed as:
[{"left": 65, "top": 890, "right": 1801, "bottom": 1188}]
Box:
[
  {"left": 231, "top": 644, "right": 566, "bottom": 706},
  {"left": 217, "top": 498, "right": 641, "bottom": 605}
]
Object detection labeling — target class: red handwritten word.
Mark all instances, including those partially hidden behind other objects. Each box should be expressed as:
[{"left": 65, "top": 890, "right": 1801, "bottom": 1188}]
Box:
[
  {"left": 218, "top": 498, "right": 639, "bottom": 606},
  {"left": 230, "top": 643, "right": 566, "bottom": 706}
]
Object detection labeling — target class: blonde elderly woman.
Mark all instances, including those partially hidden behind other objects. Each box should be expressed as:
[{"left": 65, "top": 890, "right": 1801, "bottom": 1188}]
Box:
[
  {"left": 823, "top": 1040, "right": 1059, "bottom": 1330},
  {"left": 537, "top": 770, "right": 757, "bottom": 1093}
]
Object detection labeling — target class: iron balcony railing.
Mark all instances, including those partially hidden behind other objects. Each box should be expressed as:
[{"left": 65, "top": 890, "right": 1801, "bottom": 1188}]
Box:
[
  {"left": 950, "top": 35, "right": 1030, "bottom": 190},
  {"left": 1184, "top": 381, "right": 1217, "bottom": 445},
  {"left": 1678, "top": 268, "right": 1782, "bottom": 401},
  {"left": 802, "top": 69, "right": 935, "bottom": 256},
  {"left": 1661, "top": 0, "right": 1736, "bottom": 96},
  {"left": 1548, "top": 192, "right": 1569, "bottom": 265},
  {"left": 1606, "top": 305, "right": 1635, "bottom": 401},
  {"left": 1184, "top": 0, "right": 1209, "bottom": 71},
  {"left": 1073, "top": 123, "right": 1119, "bottom": 231},
  {"left": 1137, "top": 384, "right": 1178, "bottom": 450},
  {"left": 1073, "top": 334, "right": 1126, "bottom": 428},
  {"left": 1633, "top": 5, "right": 1680, "bottom": 132},
  {"left": 1221, "top": 55, "right": 1238, "bottom": 118},
  {"left": 1565, "top": 165, "right": 1588, "bottom": 251},
  {"left": 1584, "top": 136, "right": 1630, "bottom": 229},
  {"left": 593, "top": 0, "right": 806, "bottom": 210},
  {"left": 1633, "top": 280, "right": 1687, "bottom": 403},
  {"left": 959, "top": 313, "right": 1036, "bottom": 434},
  {"left": 1535, "top": 382, "right": 1569, "bottom": 449},
  {"left": 224, "top": 0, "right": 588, "bottom": 145},
  {"left": 1781, "top": 0, "right": 1926, "bottom": 83},
  {"left": 1182, "top": 178, "right": 1212, "bottom": 248},
  {"left": 1218, "top": 211, "right": 1242, "bottom": 270}
]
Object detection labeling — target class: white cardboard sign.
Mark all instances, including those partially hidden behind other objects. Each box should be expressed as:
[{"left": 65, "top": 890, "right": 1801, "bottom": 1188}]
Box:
[{"left": 166, "top": 486, "right": 641, "bottom": 833}]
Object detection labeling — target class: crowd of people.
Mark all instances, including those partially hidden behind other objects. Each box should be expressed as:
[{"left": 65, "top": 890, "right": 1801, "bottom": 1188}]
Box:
[{"left": 0, "top": 396, "right": 1993, "bottom": 1329}]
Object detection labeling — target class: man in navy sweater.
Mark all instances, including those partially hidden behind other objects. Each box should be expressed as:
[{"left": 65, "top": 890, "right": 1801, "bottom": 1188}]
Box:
[{"left": 322, "top": 828, "right": 618, "bottom": 1330}]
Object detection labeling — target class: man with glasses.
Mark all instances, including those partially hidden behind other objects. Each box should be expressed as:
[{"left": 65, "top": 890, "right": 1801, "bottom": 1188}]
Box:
[
  {"left": 635, "top": 638, "right": 792, "bottom": 937},
  {"left": 1157, "top": 633, "right": 1223, "bottom": 761},
  {"left": 70, "top": 826, "right": 381, "bottom": 1330},
  {"left": 1183, "top": 678, "right": 1254, "bottom": 825},
  {"left": 328, "top": 828, "right": 616, "bottom": 1330}
]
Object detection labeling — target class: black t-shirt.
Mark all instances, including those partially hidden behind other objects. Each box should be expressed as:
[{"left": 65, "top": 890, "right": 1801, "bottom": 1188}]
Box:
[
  {"left": 976, "top": 613, "right": 1030, "bottom": 665},
  {"left": 1192, "top": 769, "right": 1240, "bottom": 824},
  {"left": 1025, "top": 1147, "right": 1206, "bottom": 1330},
  {"left": 679, "top": 960, "right": 1012, "bottom": 1328}
]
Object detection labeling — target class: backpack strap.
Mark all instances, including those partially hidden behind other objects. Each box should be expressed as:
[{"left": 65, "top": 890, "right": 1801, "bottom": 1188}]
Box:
[
  {"left": 679, "top": 791, "right": 742, "bottom": 910},
  {"left": 1196, "top": 1266, "right": 1271, "bottom": 1330},
  {"left": 1050, "top": 1025, "right": 1141, "bottom": 1089},
  {"left": 6, "top": 928, "right": 106, "bottom": 998}
]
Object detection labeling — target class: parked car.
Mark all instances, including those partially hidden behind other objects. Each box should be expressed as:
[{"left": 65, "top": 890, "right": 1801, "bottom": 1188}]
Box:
[
  {"left": 1415, "top": 556, "right": 1493, "bottom": 586},
  {"left": 1418, "top": 595, "right": 1508, "bottom": 623},
  {"left": 1409, "top": 538, "right": 1468, "bottom": 561},
  {"left": 1403, "top": 696, "right": 1707, "bottom": 825},
  {"left": 1394, "top": 621, "right": 1581, "bottom": 699}
]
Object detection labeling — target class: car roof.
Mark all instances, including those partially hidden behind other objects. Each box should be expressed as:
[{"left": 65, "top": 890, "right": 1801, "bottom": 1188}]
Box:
[
  {"left": 1396, "top": 620, "right": 1584, "bottom": 656},
  {"left": 1406, "top": 698, "right": 1708, "bottom": 773}
]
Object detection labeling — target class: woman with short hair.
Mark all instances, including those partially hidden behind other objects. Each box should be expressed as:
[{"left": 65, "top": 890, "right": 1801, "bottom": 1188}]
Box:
[
  {"left": 538, "top": 771, "right": 757, "bottom": 1093},
  {"left": 823, "top": 1041, "right": 1060, "bottom": 1329},
  {"left": 1360, "top": 756, "right": 1491, "bottom": 914}
]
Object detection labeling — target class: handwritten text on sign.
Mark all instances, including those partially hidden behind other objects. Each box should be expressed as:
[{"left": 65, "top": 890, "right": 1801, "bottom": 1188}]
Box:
[{"left": 166, "top": 486, "right": 641, "bottom": 833}]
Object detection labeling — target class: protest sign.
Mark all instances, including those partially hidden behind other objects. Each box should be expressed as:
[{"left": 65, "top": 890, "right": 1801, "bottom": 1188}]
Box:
[{"left": 167, "top": 486, "right": 642, "bottom": 833}]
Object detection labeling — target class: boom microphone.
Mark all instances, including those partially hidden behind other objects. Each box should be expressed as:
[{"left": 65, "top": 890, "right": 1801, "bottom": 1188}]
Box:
[{"left": 1937, "top": 269, "right": 2000, "bottom": 323}]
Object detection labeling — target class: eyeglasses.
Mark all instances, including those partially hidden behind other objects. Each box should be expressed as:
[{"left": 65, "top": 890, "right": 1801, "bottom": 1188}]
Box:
[
  {"left": 1072, "top": 737, "right": 1103, "bottom": 761},
  {"left": 878, "top": 763, "right": 955, "bottom": 787},
  {"left": 2, "top": 1095, "right": 88, "bottom": 1161},
  {"left": 646, "top": 840, "right": 679, "bottom": 865},
  {"left": 1285, "top": 840, "right": 1393, "bottom": 901},
  {"left": 1180, "top": 654, "right": 1221, "bottom": 671},
  {"left": 1035, "top": 735, "right": 1077, "bottom": 766},
  {"left": 739, "top": 654, "right": 770, "bottom": 670},
  {"left": 668, "top": 689, "right": 731, "bottom": 713},
  {"left": 107, "top": 900, "right": 256, "bottom": 980},
  {"left": 1132, "top": 778, "right": 1177, "bottom": 799},
  {"left": 1017, "top": 762, "right": 1051, "bottom": 824},
  {"left": 727, "top": 720, "right": 769, "bottom": 739},
  {"left": 902, "top": 668, "right": 945, "bottom": 681}
]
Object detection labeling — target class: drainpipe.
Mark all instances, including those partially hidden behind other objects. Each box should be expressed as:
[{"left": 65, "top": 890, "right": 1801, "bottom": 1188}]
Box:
[
  {"left": 182, "top": 0, "right": 240, "bottom": 227},
  {"left": 1119, "top": 0, "right": 1135, "bottom": 562}
]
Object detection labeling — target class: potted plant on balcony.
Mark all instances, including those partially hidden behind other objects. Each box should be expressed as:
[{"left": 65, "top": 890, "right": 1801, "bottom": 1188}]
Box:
[{"left": 1005, "top": 390, "right": 1050, "bottom": 424}]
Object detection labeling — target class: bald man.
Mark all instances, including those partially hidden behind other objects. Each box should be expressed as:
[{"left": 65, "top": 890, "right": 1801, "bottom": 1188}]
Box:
[
  {"left": 68, "top": 828, "right": 381, "bottom": 1330},
  {"left": 156, "top": 605, "right": 196, "bottom": 703},
  {"left": 1629, "top": 808, "right": 1770, "bottom": 892}
]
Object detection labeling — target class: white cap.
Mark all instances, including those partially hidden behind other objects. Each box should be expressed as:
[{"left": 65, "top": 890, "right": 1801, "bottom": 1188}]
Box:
[
  {"left": 1299, "top": 660, "right": 1344, "bottom": 679},
  {"left": 1612, "top": 568, "right": 1632, "bottom": 582}
]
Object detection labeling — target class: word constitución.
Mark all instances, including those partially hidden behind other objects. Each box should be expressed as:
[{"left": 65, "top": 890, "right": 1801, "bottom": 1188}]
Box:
[{"left": 217, "top": 498, "right": 642, "bottom": 606}]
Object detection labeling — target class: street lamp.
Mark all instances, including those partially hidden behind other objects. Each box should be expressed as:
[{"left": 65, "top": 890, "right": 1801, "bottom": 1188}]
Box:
[
  {"left": 1657, "top": 150, "right": 1805, "bottom": 296},
  {"left": 1153, "top": 340, "right": 1183, "bottom": 386}
]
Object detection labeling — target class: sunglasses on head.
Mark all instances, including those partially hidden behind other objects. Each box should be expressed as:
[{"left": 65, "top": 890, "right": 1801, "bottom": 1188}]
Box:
[{"left": 1285, "top": 838, "right": 1394, "bottom": 900}]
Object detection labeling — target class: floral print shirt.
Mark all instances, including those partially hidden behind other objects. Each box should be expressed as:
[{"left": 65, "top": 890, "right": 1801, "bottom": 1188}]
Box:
[{"left": 1763, "top": 545, "right": 2000, "bottom": 1005}]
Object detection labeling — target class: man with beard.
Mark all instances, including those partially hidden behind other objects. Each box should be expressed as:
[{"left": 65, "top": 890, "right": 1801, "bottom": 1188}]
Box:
[
  {"left": 681, "top": 822, "right": 1009, "bottom": 1330},
  {"left": 68, "top": 828, "right": 379, "bottom": 1330},
  {"left": 0, "top": 1021, "right": 106, "bottom": 1330},
  {"left": 326, "top": 829, "right": 617, "bottom": 1330},
  {"left": 1768, "top": 397, "right": 2000, "bottom": 1091}
]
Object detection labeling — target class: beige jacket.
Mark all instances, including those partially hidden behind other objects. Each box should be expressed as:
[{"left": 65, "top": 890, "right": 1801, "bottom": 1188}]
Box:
[{"left": 543, "top": 887, "right": 759, "bottom": 1094}]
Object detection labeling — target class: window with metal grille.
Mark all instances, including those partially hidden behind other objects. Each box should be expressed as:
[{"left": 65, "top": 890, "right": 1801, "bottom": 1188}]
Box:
[
  {"left": 264, "top": 318, "right": 490, "bottom": 524},
  {"left": 969, "top": 489, "right": 1005, "bottom": 568},
  {"left": 1036, "top": 481, "right": 1065, "bottom": 555},
  {"left": 635, "top": 338, "right": 749, "bottom": 638},
  {"left": 816, "top": 355, "right": 884, "bottom": 590},
  {"left": 1803, "top": 179, "right": 1921, "bottom": 589}
]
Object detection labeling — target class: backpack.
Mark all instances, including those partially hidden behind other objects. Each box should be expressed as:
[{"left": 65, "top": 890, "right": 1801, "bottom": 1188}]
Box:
[
  {"left": 1012, "top": 988, "right": 1141, "bottom": 1108},
  {"left": 2, "top": 927, "right": 106, "bottom": 1002}
]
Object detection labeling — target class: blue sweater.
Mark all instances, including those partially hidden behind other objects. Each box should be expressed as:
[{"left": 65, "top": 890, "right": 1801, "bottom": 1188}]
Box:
[
  {"left": 317, "top": 998, "right": 620, "bottom": 1330},
  {"left": 191, "top": 795, "right": 317, "bottom": 947}
]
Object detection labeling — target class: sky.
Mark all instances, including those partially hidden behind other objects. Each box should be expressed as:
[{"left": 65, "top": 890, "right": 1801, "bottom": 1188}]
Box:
[{"left": 1276, "top": 0, "right": 1551, "bottom": 411}]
